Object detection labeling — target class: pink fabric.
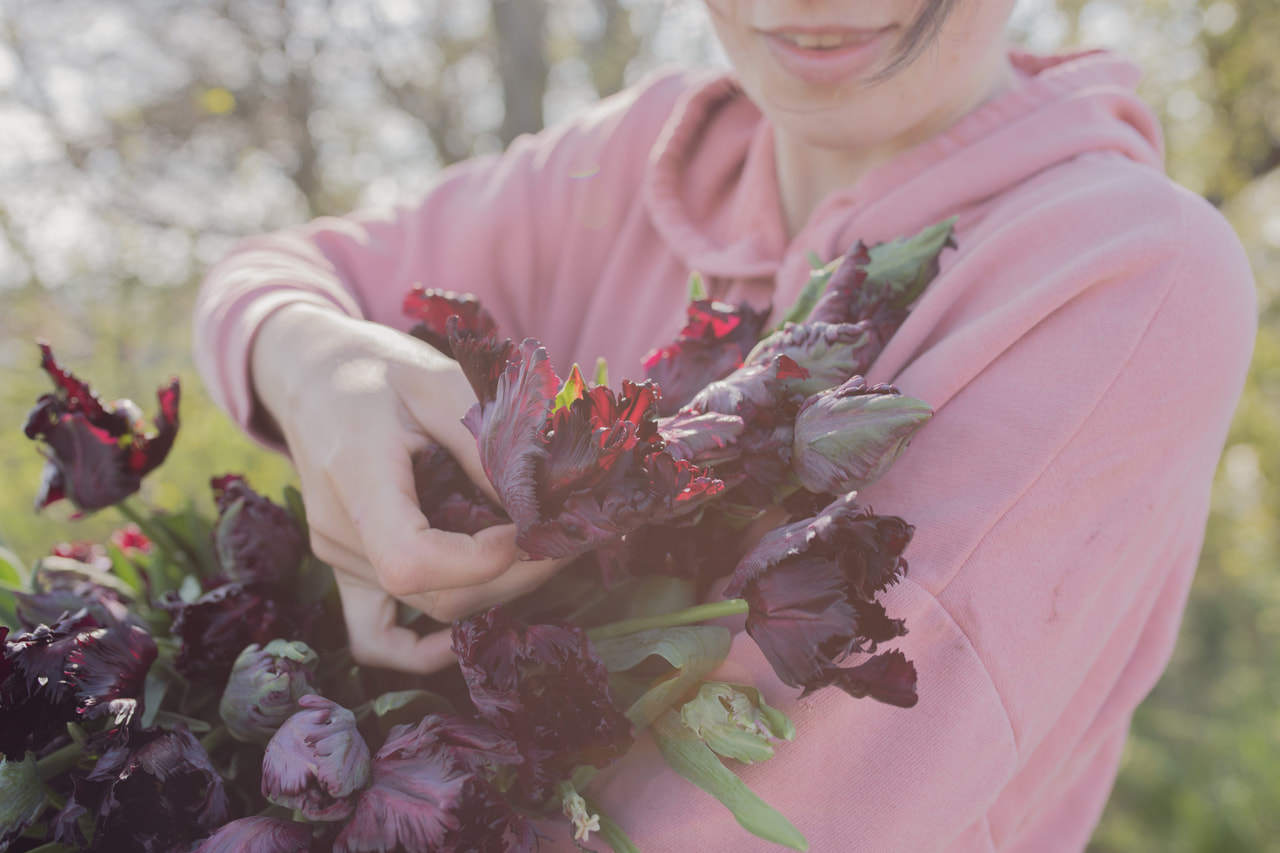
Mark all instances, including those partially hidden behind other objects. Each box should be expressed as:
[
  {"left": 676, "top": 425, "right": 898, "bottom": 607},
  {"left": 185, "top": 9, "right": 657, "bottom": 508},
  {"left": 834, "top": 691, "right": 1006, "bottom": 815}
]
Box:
[{"left": 193, "top": 50, "right": 1257, "bottom": 851}]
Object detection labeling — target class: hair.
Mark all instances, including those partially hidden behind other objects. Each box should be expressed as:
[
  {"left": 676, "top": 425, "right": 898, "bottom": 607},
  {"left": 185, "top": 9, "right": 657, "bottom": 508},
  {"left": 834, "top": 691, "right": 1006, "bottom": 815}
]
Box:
[{"left": 875, "top": 0, "right": 961, "bottom": 80}]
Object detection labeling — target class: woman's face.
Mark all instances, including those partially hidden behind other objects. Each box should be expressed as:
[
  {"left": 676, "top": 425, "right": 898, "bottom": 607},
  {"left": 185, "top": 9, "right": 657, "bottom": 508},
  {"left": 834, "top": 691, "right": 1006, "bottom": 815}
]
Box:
[{"left": 703, "top": 1, "right": 1019, "bottom": 154}]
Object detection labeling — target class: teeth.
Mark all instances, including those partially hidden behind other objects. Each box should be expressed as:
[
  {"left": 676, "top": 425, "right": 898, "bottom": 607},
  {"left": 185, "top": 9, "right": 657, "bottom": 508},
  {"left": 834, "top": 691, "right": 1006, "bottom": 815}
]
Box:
[{"left": 782, "top": 32, "right": 852, "bottom": 49}]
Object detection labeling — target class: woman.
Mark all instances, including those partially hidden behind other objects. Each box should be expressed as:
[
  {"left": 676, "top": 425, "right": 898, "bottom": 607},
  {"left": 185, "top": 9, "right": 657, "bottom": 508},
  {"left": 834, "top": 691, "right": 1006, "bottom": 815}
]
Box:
[{"left": 194, "top": 1, "right": 1256, "bottom": 849}]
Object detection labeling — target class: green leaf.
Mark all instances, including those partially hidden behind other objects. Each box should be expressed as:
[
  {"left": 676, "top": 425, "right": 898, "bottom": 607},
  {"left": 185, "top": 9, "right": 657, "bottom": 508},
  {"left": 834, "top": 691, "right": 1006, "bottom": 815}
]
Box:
[
  {"left": 372, "top": 689, "right": 441, "bottom": 717},
  {"left": 105, "top": 543, "right": 145, "bottom": 595},
  {"left": 181, "top": 501, "right": 219, "bottom": 578},
  {"left": 775, "top": 264, "right": 834, "bottom": 329},
  {"left": 863, "top": 216, "right": 958, "bottom": 309},
  {"left": 553, "top": 363, "right": 587, "bottom": 412},
  {"left": 652, "top": 710, "right": 808, "bottom": 851},
  {"left": 35, "top": 556, "right": 137, "bottom": 599},
  {"left": 0, "top": 592, "right": 18, "bottom": 632},
  {"left": 581, "top": 794, "right": 641, "bottom": 853},
  {"left": 369, "top": 689, "right": 456, "bottom": 735},
  {"left": 687, "top": 270, "right": 708, "bottom": 301},
  {"left": 283, "top": 485, "right": 309, "bottom": 541},
  {"left": 593, "top": 625, "right": 731, "bottom": 731},
  {"left": 153, "top": 709, "right": 212, "bottom": 733},
  {"left": 140, "top": 671, "right": 172, "bottom": 729},
  {"left": 0, "top": 545, "right": 30, "bottom": 587}
]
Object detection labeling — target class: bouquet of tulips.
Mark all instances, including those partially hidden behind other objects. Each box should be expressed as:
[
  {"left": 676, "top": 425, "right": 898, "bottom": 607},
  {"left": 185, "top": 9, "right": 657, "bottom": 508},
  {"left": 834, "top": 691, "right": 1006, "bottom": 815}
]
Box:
[{"left": 0, "top": 219, "right": 954, "bottom": 853}]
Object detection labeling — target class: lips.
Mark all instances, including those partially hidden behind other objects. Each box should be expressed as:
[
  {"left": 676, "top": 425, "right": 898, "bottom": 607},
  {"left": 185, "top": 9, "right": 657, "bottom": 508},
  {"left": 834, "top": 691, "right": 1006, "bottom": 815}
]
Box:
[{"left": 760, "top": 25, "right": 895, "bottom": 85}]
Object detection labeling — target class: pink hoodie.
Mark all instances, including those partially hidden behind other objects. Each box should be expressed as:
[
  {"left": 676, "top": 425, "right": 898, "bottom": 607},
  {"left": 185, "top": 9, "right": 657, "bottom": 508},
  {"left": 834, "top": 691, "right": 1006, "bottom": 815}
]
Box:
[{"left": 195, "top": 50, "right": 1256, "bottom": 851}]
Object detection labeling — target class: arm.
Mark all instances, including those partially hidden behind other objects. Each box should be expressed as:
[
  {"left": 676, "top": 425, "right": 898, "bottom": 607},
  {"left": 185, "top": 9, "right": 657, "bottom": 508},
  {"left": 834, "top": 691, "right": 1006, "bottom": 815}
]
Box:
[{"left": 192, "top": 72, "right": 695, "bottom": 670}]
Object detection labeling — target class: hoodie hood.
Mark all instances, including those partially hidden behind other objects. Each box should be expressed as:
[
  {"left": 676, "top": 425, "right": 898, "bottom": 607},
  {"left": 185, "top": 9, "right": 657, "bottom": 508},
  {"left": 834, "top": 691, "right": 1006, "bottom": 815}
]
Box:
[{"left": 642, "top": 49, "right": 1165, "bottom": 283}]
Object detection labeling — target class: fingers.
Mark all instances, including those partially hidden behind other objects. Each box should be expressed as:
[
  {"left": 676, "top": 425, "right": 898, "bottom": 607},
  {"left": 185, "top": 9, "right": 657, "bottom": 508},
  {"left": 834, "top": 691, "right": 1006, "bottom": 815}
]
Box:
[
  {"left": 415, "top": 555, "right": 570, "bottom": 623},
  {"left": 400, "top": 361, "right": 504, "bottom": 507},
  {"left": 336, "top": 579, "right": 459, "bottom": 674},
  {"left": 332, "top": 437, "right": 521, "bottom": 596},
  {"left": 315, "top": 527, "right": 566, "bottom": 625}
]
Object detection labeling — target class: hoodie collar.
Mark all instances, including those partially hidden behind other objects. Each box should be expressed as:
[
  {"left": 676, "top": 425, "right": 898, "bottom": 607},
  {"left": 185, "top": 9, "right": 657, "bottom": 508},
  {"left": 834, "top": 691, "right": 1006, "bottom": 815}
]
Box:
[{"left": 642, "top": 49, "right": 1164, "bottom": 279}]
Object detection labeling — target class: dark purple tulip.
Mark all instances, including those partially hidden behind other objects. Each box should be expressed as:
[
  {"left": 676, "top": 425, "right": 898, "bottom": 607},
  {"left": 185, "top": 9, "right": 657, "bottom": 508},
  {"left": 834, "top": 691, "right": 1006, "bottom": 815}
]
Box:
[
  {"left": 745, "top": 320, "right": 877, "bottom": 395},
  {"left": 162, "top": 581, "right": 317, "bottom": 686},
  {"left": 724, "top": 494, "right": 917, "bottom": 707},
  {"left": 211, "top": 474, "right": 308, "bottom": 586},
  {"left": 1, "top": 609, "right": 156, "bottom": 757},
  {"left": 190, "top": 816, "right": 312, "bottom": 853},
  {"left": 792, "top": 377, "right": 932, "bottom": 494},
  {"left": 453, "top": 606, "right": 633, "bottom": 805},
  {"left": 404, "top": 286, "right": 498, "bottom": 357},
  {"left": 14, "top": 570, "right": 131, "bottom": 631},
  {"left": 681, "top": 355, "right": 810, "bottom": 508},
  {"left": 412, "top": 443, "right": 509, "bottom": 535},
  {"left": 23, "top": 342, "right": 179, "bottom": 512},
  {"left": 54, "top": 725, "right": 229, "bottom": 853},
  {"left": 262, "top": 695, "right": 371, "bottom": 821},
  {"left": 453, "top": 331, "right": 723, "bottom": 560},
  {"left": 642, "top": 299, "right": 770, "bottom": 415},
  {"left": 335, "top": 714, "right": 531, "bottom": 853}
]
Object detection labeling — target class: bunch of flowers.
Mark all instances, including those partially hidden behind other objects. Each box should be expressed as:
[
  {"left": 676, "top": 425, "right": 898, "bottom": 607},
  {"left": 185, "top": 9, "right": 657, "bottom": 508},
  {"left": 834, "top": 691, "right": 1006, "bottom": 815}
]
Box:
[{"left": 1, "top": 219, "right": 953, "bottom": 852}]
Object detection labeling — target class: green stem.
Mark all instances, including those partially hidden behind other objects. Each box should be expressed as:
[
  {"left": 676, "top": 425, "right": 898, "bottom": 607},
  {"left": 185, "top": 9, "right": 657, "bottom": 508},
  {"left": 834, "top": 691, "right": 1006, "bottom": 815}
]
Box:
[
  {"left": 36, "top": 741, "right": 84, "bottom": 782},
  {"left": 199, "top": 725, "right": 229, "bottom": 754},
  {"left": 24, "top": 843, "right": 75, "bottom": 853},
  {"left": 587, "top": 599, "right": 749, "bottom": 642},
  {"left": 115, "top": 500, "right": 188, "bottom": 563}
]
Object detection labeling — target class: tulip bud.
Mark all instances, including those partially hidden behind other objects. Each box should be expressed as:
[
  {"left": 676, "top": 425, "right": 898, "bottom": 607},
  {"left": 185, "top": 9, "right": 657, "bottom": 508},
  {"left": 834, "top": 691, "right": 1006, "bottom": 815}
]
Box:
[
  {"left": 262, "top": 695, "right": 371, "bottom": 821},
  {"left": 219, "top": 640, "right": 318, "bottom": 744},
  {"left": 792, "top": 379, "right": 932, "bottom": 494},
  {"left": 211, "top": 475, "right": 308, "bottom": 585},
  {"left": 0, "top": 752, "right": 47, "bottom": 846},
  {"left": 680, "top": 682, "right": 795, "bottom": 765}
]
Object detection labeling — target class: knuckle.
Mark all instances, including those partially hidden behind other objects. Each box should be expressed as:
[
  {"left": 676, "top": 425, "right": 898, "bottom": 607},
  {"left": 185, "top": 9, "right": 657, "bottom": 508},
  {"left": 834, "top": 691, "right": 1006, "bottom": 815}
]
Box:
[{"left": 375, "top": 553, "right": 425, "bottom": 598}]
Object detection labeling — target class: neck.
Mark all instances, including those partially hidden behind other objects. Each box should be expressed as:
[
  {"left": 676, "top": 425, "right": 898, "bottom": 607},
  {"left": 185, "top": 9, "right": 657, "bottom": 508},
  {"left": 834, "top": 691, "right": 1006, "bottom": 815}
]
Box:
[{"left": 773, "top": 55, "right": 1018, "bottom": 238}]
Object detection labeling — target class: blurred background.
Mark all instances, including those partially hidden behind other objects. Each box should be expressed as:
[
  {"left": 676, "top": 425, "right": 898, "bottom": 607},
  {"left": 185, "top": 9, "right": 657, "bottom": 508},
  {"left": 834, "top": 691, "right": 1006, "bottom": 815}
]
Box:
[{"left": 0, "top": 1, "right": 1276, "bottom": 848}]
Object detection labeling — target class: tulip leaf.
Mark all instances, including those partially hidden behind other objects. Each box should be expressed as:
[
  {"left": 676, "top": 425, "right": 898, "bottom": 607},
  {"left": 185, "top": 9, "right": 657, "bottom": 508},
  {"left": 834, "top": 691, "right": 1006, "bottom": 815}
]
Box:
[
  {"left": 593, "top": 625, "right": 731, "bottom": 731},
  {"left": 153, "top": 709, "right": 212, "bottom": 732},
  {"left": 0, "top": 545, "right": 30, "bottom": 587},
  {"left": 776, "top": 264, "right": 835, "bottom": 329},
  {"left": 370, "top": 689, "right": 456, "bottom": 735},
  {"left": 105, "top": 543, "right": 146, "bottom": 594},
  {"left": 864, "top": 216, "right": 957, "bottom": 308},
  {"left": 35, "top": 555, "right": 138, "bottom": 599},
  {"left": 283, "top": 484, "right": 309, "bottom": 539},
  {"left": 554, "top": 364, "right": 587, "bottom": 412},
  {"left": 652, "top": 710, "right": 808, "bottom": 851},
  {"left": 581, "top": 793, "right": 641, "bottom": 853},
  {"left": 371, "top": 689, "right": 448, "bottom": 717},
  {"left": 140, "top": 671, "right": 171, "bottom": 729},
  {"left": 687, "top": 270, "right": 708, "bottom": 301}
]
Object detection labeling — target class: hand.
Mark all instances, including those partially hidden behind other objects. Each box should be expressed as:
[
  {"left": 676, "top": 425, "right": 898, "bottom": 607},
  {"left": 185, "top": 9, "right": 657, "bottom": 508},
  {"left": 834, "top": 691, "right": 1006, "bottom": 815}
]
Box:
[{"left": 251, "top": 304, "right": 566, "bottom": 673}]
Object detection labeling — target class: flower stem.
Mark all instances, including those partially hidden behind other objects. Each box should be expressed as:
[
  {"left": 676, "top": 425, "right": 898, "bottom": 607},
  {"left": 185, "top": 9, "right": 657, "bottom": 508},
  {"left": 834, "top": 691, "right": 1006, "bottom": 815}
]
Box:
[
  {"left": 37, "top": 741, "right": 84, "bottom": 782},
  {"left": 587, "top": 599, "right": 749, "bottom": 642},
  {"left": 199, "top": 725, "right": 229, "bottom": 755}
]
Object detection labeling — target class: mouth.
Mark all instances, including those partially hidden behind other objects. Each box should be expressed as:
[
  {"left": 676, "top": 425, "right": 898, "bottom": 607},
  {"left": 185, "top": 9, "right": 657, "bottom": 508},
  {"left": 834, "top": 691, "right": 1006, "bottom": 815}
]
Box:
[
  {"left": 758, "top": 26, "right": 896, "bottom": 85},
  {"left": 768, "top": 28, "right": 890, "bottom": 50}
]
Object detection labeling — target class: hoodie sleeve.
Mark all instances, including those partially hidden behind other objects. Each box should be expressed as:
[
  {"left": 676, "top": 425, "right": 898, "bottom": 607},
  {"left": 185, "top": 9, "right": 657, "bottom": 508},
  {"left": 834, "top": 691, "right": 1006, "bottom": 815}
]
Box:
[
  {"left": 568, "top": 167, "right": 1256, "bottom": 852},
  {"left": 191, "top": 71, "right": 693, "bottom": 442}
]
